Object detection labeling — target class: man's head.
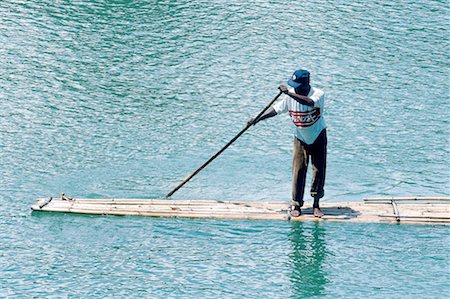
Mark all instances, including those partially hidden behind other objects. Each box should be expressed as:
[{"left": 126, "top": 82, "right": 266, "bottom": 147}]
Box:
[{"left": 288, "top": 69, "right": 311, "bottom": 95}]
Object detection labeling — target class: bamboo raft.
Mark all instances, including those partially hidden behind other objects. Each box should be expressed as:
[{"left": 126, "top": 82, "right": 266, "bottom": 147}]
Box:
[{"left": 31, "top": 195, "right": 450, "bottom": 225}]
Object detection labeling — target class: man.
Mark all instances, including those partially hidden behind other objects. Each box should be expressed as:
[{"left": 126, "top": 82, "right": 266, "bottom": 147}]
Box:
[{"left": 250, "top": 69, "right": 327, "bottom": 218}]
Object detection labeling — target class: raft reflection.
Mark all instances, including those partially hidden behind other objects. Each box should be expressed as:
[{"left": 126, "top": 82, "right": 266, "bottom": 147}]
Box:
[{"left": 288, "top": 222, "right": 329, "bottom": 297}]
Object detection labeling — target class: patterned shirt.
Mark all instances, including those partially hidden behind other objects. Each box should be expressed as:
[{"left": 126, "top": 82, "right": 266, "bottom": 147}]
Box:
[{"left": 273, "top": 87, "right": 326, "bottom": 144}]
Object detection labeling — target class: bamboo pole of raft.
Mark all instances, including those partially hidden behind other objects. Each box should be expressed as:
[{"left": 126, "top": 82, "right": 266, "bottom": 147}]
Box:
[
  {"left": 364, "top": 197, "right": 450, "bottom": 202},
  {"left": 49, "top": 204, "right": 287, "bottom": 214},
  {"left": 55, "top": 198, "right": 288, "bottom": 208},
  {"left": 165, "top": 90, "right": 283, "bottom": 198},
  {"left": 391, "top": 200, "right": 400, "bottom": 222},
  {"left": 379, "top": 215, "right": 450, "bottom": 220}
]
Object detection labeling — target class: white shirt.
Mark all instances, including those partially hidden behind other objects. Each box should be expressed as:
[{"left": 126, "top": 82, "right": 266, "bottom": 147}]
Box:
[{"left": 273, "top": 87, "right": 326, "bottom": 145}]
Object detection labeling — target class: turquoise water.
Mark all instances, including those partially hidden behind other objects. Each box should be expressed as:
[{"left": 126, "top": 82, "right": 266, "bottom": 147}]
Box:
[{"left": 1, "top": 0, "right": 449, "bottom": 297}]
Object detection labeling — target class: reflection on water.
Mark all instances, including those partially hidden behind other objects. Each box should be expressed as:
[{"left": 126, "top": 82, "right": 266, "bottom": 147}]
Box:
[
  {"left": 0, "top": 0, "right": 448, "bottom": 297},
  {"left": 288, "top": 222, "right": 328, "bottom": 298}
]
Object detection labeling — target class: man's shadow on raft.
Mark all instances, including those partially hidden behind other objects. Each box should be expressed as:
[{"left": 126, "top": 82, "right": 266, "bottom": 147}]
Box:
[{"left": 297, "top": 206, "right": 361, "bottom": 219}]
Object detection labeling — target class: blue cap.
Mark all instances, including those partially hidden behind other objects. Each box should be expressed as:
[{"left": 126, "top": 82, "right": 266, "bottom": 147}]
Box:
[{"left": 287, "top": 69, "right": 310, "bottom": 89}]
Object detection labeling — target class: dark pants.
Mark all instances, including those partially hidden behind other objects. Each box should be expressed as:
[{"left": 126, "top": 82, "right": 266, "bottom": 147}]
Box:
[{"left": 292, "top": 129, "right": 327, "bottom": 208}]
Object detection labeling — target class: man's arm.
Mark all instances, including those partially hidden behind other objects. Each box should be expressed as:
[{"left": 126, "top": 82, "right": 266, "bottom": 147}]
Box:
[
  {"left": 286, "top": 92, "right": 314, "bottom": 107},
  {"left": 279, "top": 85, "right": 314, "bottom": 107},
  {"left": 248, "top": 107, "right": 277, "bottom": 126}
]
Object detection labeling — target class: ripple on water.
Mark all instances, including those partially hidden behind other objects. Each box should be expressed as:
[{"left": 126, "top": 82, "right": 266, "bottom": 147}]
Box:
[{"left": 0, "top": 0, "right": 449, "bottom": 297}]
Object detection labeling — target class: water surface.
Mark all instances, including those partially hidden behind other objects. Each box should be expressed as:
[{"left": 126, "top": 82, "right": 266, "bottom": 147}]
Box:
[{"left": 0, "top": 0, "right": 449, "bottom": 297}]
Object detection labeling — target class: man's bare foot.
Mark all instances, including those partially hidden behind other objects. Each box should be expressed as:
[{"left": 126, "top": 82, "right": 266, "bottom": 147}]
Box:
[
  {"left": 313, "top": 208, "right": 324, "bottom": 218},
  {"left": 290, "top": 206, "right": 302, "bottom": 217}
]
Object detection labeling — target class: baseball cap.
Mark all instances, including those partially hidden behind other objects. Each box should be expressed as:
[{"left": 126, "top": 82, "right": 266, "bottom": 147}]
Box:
[{"left": 287, "top": 69, "right": 310, "bottom": 89}]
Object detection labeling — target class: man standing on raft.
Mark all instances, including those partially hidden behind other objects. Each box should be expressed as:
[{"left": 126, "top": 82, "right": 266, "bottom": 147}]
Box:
[{"left": 250, "top": 69, "right": 327, "bottom": 218}]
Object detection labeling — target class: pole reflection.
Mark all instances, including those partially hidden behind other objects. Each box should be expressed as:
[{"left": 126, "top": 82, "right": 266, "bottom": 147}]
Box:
[{"left": 288, "top": 221, "right": 328, "bottom": 298}]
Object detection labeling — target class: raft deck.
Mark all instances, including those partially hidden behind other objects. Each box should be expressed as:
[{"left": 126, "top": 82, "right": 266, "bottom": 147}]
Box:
[{"left": 31, "top": 196, "right": 450, "bottom": 225}]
